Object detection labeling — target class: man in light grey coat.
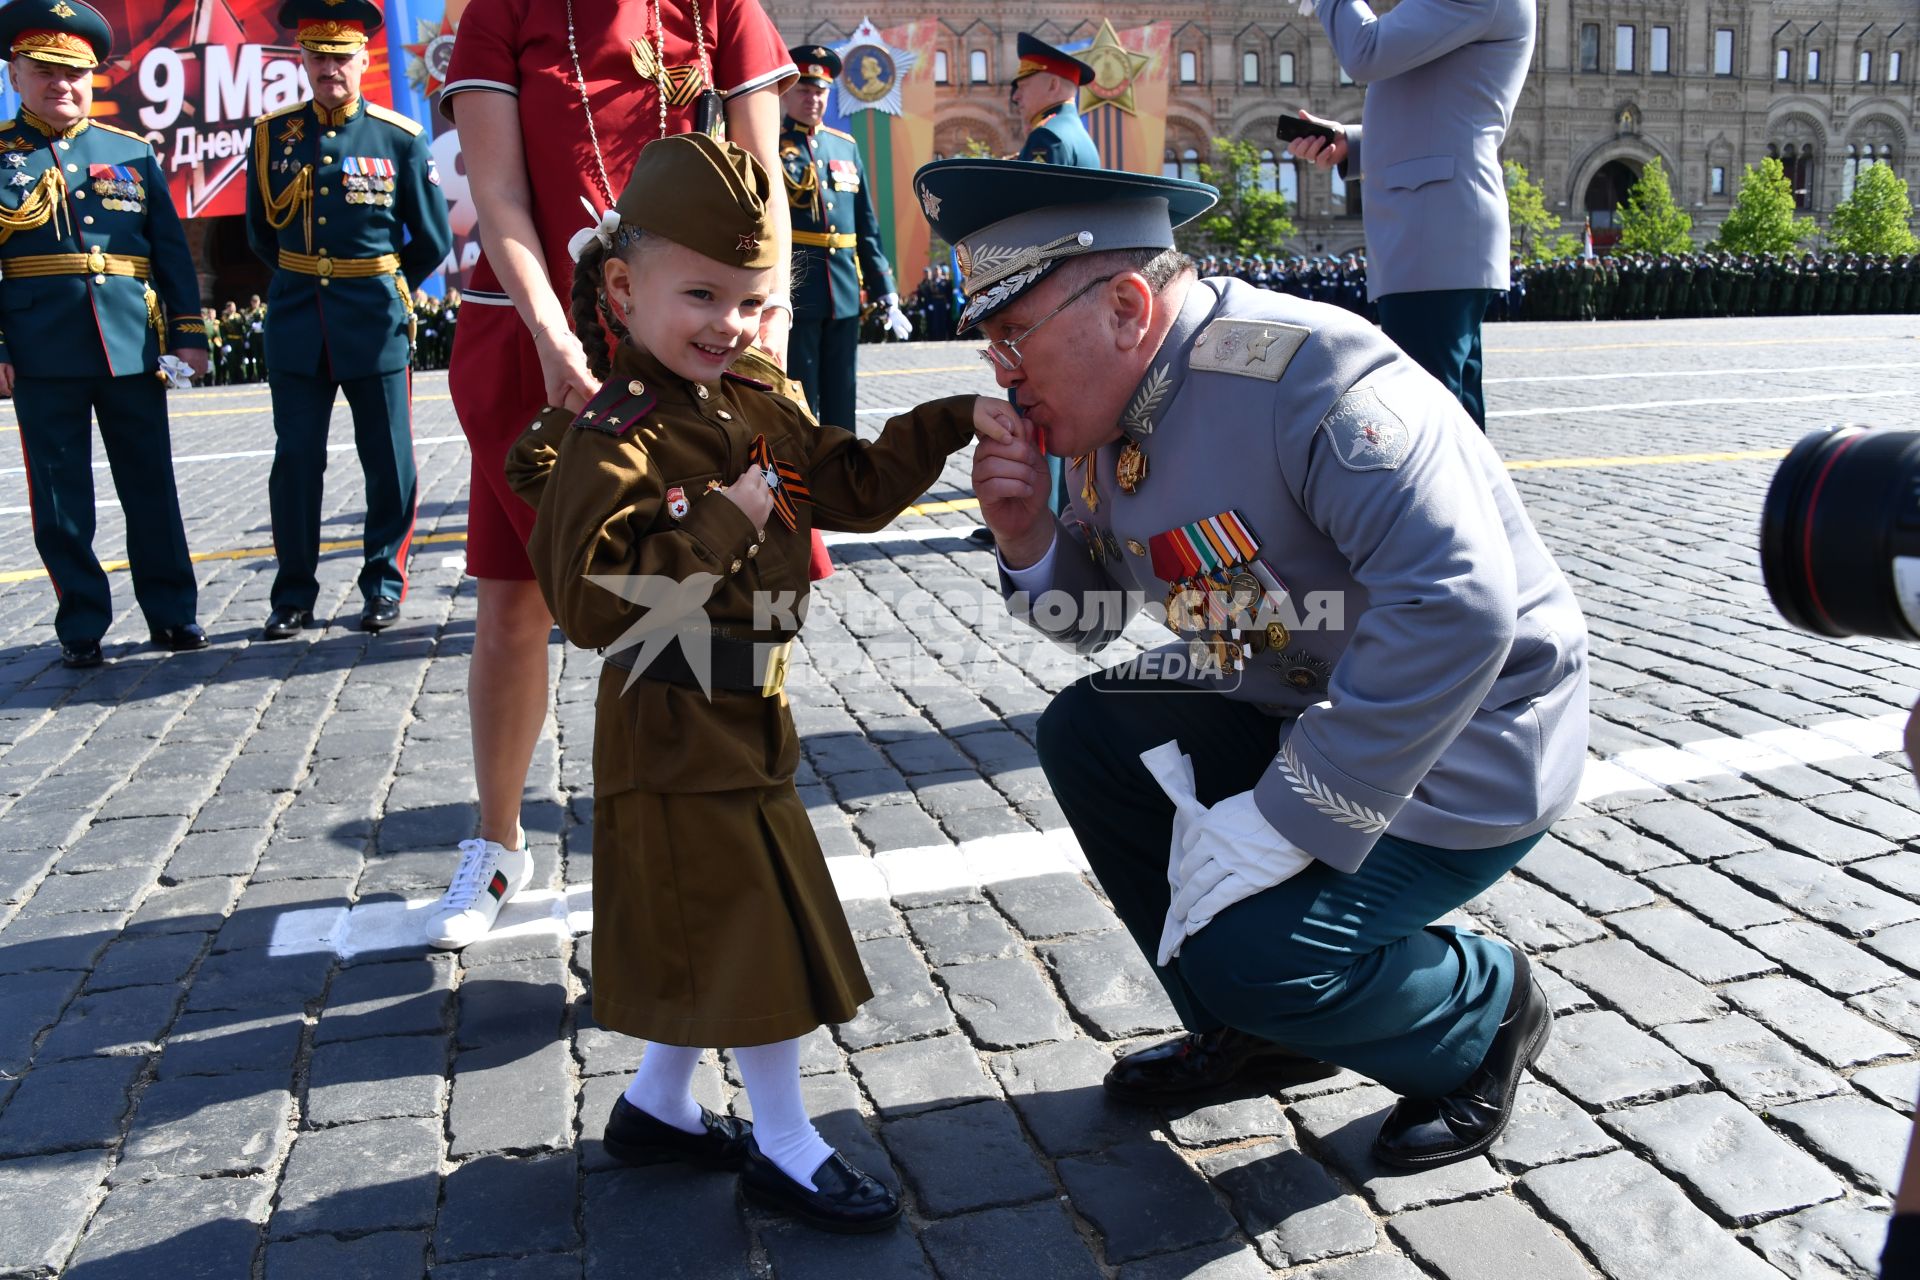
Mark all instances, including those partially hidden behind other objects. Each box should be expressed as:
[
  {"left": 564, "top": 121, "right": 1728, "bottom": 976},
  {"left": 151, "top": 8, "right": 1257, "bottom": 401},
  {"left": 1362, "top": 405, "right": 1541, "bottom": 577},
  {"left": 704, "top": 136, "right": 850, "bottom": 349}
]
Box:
[
  {"left": 1288, "top": 0, "right": 1535, "bottom": 429},
  {"left": 916, "top": 156, "right": 1588, "bottom": 1167}
]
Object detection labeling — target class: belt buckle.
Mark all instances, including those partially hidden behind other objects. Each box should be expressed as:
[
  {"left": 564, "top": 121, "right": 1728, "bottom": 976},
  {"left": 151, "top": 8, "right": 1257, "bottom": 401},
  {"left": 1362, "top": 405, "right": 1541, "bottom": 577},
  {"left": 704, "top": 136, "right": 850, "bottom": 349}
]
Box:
[
  {"left": 760, "top": 639, "right": 793, "bottom": 698},
  {"left": 85, "top": 247, "right": 105, "bottom": 274},
  {"left": 316, "top": 256, "right": 334, "bottom": 278}
]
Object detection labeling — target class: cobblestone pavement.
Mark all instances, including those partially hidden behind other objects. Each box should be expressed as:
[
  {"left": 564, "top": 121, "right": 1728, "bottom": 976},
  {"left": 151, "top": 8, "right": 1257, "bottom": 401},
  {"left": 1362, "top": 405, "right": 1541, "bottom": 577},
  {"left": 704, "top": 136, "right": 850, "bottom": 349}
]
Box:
[{"left": 2, "top": 314, "right": 1919, "bottom": 1279}]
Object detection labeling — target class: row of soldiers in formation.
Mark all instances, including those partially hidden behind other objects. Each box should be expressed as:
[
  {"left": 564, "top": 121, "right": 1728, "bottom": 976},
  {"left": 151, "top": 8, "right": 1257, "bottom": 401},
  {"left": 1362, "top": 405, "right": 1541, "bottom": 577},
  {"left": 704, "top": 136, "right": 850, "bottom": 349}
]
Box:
[
  {"left": 1508, "top": 251, "right": 1920, "bottom": 321},
  {"left": 192, "top": 289, "right": 463, "bottom": 384}
]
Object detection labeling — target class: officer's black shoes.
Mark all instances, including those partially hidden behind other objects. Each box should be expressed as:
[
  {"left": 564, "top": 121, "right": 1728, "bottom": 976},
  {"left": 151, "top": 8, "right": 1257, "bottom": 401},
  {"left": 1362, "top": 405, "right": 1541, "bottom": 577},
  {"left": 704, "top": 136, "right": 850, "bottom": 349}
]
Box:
[
  {"left": 1371, "top": 947, "right": 1552, "bottom": 1169},
  {"left": 358, "top": 598, "right": 401, "bottom": 633},
  {"left": 150, "top": 623, "right": 209, "bottom": 652},
  {"left": 602, "top": 1096, "right": 754, "bottom": 1170},
  {"left": 967, "top": 525, "right": 996, "bottom": 548},
  {"left": 59, "top": 640, "right": 104, "bottom": 669},
  {"left": 740, "top": 1143, "right": 901, "bottom": 1234},
  {"left": 261, "top": 607, "right": 315, "bottom": 640},
  {"left": 1103, "top": 1027, "right": 1340, "bottom": 1104}
]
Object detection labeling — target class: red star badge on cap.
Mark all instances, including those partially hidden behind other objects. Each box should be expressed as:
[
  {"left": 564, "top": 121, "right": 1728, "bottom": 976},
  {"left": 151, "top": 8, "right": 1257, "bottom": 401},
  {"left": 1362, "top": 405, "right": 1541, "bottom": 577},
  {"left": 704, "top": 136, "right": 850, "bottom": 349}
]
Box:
[{"left": 737, "top": 233, "right": 761, "bottom": 253}]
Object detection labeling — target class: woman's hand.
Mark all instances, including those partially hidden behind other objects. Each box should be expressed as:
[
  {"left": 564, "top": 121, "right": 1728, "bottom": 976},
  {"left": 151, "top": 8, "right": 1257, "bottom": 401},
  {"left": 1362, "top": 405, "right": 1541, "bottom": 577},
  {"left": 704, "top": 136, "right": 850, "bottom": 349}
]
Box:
[
  {"left": 719, "top": 463, "right": 774, "bottom": 530},
  {"left": 533, "top": 323, "right": 599, "bottom": 414},
  {"left": 756, "top": 306, "right": 791, "bottom": 368}
]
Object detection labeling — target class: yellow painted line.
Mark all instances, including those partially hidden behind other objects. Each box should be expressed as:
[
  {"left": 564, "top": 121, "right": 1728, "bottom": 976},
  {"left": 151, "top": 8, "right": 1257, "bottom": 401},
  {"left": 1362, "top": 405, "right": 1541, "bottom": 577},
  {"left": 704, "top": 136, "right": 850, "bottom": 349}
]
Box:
[
  {"left": 1506, "top": 447, "right": 1789, "bottom": 471},
  {"left": 0, "top": 449, "right": 1809, "bottom": 583},
  {"left": 861, "top": 364, "right": 980, "bottom": 377},
  {"left": 0, "top": 393, "right": 453, "bottom": 423},
  {"left": 0, "top": 530, "right": 469, "bottom": 585},
  {"left": 1486, "top": 335, "right": 1909, "bottom": 355}
]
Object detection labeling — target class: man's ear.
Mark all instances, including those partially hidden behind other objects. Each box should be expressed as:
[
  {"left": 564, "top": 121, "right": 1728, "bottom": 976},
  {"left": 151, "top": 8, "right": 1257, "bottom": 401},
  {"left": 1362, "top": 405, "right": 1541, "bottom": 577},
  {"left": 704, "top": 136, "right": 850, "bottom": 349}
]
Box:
[{"left": 1111, "top": 274, "right": 1155, "bottom": 352}]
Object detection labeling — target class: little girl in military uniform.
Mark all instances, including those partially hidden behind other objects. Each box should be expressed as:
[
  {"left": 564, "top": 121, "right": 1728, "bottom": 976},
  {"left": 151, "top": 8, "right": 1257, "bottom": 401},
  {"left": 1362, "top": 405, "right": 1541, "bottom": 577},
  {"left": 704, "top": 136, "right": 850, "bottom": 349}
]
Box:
[{"left": 506, "top": 134, "right": 1014, "bottom": 1232}]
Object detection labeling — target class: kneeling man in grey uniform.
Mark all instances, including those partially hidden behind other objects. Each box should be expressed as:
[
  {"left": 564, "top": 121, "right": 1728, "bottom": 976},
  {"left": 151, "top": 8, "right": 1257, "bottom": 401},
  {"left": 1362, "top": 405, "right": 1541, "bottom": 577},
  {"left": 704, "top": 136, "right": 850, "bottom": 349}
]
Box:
[{"left": 915, "top": 158, "right": 1588, "bottom": 1167}]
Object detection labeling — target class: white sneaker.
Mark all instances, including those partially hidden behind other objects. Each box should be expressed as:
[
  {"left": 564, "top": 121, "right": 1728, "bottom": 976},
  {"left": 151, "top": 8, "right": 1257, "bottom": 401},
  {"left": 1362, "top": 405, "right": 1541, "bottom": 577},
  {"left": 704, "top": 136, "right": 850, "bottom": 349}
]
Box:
[{"left": 426, "top": 830, "right": 532, "bottom": 950}]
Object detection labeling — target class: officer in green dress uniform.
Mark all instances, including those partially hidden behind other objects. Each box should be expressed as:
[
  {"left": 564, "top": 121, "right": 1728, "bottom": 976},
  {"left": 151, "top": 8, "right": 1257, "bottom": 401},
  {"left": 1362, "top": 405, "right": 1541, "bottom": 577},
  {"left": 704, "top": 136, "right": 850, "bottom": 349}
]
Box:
[
  {"left": 1012, "top": 34, "right": 1100, "bottom": 168},
  {"left": 777, "top": 45, "right": 907, "bottom": 431},
  {"left": 247, "top": 0, "right": 452, "bottom": 638},
  {"left": 0, "top": 0, "right": 209, "bottom": 669}
]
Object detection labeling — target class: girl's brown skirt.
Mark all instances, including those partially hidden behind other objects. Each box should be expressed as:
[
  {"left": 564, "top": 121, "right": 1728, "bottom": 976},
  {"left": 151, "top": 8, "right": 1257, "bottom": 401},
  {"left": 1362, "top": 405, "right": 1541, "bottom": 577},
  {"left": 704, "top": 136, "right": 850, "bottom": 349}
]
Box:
[{"left": 588, "top": 782, "right": 872, "bottom": 1047}]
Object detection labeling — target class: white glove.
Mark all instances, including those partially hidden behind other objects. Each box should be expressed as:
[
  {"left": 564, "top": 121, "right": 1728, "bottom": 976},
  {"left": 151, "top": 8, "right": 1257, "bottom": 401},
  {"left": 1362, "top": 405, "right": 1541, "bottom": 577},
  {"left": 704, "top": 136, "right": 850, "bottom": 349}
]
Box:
[
  {"left": 1140, "top": 741, "right": 1314, "bottom": 965},
  {"left": 156, "top": 354, "right": 195, "bottom": 389},
  {"left": 881, "top": 292, "right": 912, "bottom": 341}
]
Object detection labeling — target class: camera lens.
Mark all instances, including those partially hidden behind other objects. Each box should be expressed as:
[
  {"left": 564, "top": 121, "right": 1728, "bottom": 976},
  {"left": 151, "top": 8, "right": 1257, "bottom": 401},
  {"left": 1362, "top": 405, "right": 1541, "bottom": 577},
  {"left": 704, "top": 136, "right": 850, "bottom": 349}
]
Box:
[{"left": 1761, "top": 426, "right": 1920, "bottom": 640}]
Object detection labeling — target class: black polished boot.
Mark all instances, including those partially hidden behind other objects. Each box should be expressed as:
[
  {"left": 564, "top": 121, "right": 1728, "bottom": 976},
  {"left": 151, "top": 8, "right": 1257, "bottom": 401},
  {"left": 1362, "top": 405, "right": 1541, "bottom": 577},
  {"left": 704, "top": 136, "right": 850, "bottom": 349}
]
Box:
[
  {"left": 602, "top": 1095, "right": 753, "bottom": 1170},
  {"left": 150, "top": 623, "right": 209, "bottom": 652},
  {"left": 1104, "top": 1027, "right": 1340, "bottom": 1104},
  {"left": 740, "top": 1143, "right": 901, "bottom": 1234},
  {"left": 1371, "top": 945, "right": 1552, "bottom": 1169},
  {"left": 261, "top": 607, "right": 315, "bottom": 640}
]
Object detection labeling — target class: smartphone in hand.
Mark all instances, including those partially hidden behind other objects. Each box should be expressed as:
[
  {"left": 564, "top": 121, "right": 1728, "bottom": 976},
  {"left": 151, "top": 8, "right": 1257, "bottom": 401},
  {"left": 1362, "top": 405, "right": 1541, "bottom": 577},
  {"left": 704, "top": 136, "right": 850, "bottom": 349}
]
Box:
[{"left": 1276, "top": 115, "right": 1341, "bottom": 145}]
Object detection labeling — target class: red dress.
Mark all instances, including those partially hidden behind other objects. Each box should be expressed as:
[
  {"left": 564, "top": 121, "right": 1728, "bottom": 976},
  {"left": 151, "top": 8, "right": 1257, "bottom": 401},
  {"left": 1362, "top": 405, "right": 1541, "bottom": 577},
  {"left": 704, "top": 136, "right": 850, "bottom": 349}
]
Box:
[{"left": 442, "top": 0, "right": 804, "bottom": 579}]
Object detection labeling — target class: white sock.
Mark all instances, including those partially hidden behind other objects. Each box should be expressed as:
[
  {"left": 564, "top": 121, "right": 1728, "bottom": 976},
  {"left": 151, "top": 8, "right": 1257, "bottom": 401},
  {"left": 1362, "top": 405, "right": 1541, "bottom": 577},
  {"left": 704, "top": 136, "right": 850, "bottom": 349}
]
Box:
[
  {"left": 623, "top": 1042, "right": 704, "bottom": 1135},
  {"left": 734, "top": 1038, "right": 834, "bottom": 1190}
]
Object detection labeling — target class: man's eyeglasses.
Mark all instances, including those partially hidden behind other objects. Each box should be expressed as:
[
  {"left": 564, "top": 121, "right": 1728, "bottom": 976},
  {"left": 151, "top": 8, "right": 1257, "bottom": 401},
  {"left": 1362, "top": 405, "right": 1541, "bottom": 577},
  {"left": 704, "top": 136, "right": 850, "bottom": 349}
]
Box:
[{"left": 977, "top": 275, "right": 1116, "bottom": 373}]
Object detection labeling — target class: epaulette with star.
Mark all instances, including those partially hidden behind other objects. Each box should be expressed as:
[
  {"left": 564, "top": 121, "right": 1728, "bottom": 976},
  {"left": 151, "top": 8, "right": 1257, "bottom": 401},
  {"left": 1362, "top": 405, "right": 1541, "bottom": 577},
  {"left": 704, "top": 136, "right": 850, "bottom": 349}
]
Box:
[
  {"left": 570, "top": 377, "right": 657, "bottom": 436},
  {"left": 89, "top": 121, "right": 148, "bottom": 144},
  {"left": 253, "top": 100, "right": 306, "bottom": 127},
  {"left": 367, "top": 103, "right": 425, "bottom": 136},
  {"left": 820, "top": 125, "right": 856, "bottom": 143}
]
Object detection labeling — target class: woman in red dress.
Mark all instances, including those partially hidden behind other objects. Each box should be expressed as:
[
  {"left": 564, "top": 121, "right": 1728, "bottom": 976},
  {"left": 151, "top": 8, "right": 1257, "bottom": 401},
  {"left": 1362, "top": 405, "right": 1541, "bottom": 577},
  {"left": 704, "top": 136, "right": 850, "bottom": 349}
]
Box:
[{"left": 426, "top": 0, "right": 800, "bottom": 948}]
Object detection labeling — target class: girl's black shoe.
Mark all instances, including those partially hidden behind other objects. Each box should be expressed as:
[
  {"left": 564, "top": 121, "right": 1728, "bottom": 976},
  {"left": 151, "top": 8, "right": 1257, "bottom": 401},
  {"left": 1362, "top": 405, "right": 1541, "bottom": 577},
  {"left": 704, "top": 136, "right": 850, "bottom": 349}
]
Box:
[
  {"left": 740, "top": 1143, "right": 901, "bottom": 1233},
  {"left": 602, "top": 1096, "right": 753, "bottom": 1169}
]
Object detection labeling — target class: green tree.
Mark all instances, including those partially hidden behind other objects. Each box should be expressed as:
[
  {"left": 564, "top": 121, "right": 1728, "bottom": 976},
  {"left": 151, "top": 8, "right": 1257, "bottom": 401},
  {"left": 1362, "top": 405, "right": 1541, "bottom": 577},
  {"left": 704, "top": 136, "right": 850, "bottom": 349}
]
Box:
[
  {"left": 1713, "top": 157, "right": 1818, "bottom": 254},
  {"left": 958, "top": 137, "right": 995, "bottom": 159},
  {"left": 1504, "top": 160, "right": 1579, "bottom": 261},
  {"left": 1828, "top": 162, "right": 1920, "bottom": 255},
  {"left": 1179, "top": 137, "right": 1295, "bottom": 256},
  {"left": 1614, "top": 156, "right": 1694, "bottom": 253}
]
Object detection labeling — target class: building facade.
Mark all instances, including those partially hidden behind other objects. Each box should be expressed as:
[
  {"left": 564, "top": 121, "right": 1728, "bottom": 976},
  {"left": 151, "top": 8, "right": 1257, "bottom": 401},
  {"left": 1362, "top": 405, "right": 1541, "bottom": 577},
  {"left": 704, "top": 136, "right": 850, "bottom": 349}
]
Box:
[{"left": 765, "top": 1, "right": 1919, "bottom": 254}]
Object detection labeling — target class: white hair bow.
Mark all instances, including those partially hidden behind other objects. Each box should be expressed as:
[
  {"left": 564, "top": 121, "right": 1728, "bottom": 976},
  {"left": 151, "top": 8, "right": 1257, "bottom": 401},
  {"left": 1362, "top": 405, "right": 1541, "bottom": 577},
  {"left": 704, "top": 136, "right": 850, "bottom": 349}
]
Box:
[{"left": 567, "top": 196, "right": 622, "bottom": 262}]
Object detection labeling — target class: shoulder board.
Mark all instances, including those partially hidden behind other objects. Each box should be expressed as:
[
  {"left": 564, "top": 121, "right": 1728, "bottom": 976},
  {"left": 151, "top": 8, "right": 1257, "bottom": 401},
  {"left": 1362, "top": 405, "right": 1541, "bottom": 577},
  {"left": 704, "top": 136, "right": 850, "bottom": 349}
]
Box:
[
  {"left": 1189, "top": 318, "right": 1309, "bottom": 382},
  {"left": 722, "top": 370, "right": 772, "bottom": 392},
  {"left": 0, "top": 121, "right": 16, "bottom": 132},
  {"left": 88, "top": 121, "right": 149, "bottom": 144},
  {"left": 254, "top": 101, "right": 306, "bottom": 127},
  {"left": 571, "top": 378, "right": 655, "bottom": 435},
  {"left": 819, "top": 125, "right": 855, "bottom": 143},
  {"left": 366, "top": 103, "right": 424, "bottom": 136}
]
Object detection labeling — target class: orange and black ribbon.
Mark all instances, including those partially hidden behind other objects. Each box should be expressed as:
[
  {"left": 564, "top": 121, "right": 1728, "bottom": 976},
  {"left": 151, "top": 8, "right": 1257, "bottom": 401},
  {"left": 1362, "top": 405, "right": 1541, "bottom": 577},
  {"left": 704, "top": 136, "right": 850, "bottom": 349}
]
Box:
[{"left": 749, "top": 434, "right": 810, "bottom": 532}]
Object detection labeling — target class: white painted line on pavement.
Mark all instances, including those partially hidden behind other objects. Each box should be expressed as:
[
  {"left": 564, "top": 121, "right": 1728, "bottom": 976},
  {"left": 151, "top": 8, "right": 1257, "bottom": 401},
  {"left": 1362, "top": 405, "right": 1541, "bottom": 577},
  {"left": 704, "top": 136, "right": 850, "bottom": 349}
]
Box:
[
  {"left": 262, "top": 710, "right": 1906, "bottom": 958},
  {"left": 1488, "top": 388, "right": 1911, "bottom": 419},
  {"left": 1486, "top": 360, "right": 1920, "bottom": 385},
  {"left": 0, "top": 435, "right": 471, "bottom": 479}
]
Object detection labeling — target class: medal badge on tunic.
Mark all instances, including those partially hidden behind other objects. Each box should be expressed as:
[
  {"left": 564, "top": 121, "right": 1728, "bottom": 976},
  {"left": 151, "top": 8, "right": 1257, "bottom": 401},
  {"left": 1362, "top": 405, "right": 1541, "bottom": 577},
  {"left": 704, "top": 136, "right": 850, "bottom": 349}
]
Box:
[
  {"left": 1115, "top": 440, "right": 1147, "bottom": 494},
  {"left": 1147, "top": 511, "right": 1292, "bottom": 674},
  {"left": 89, "top": 163, "right": 145, "bottom": 212},
  {"left": 748, "top": 435, "right": 811, "bottom": 533},
  {"left": 344, "top": 157, "right": 396, "bottom": 207},
  {"left": 666, "top": 486, "right": 689, "bottom": 521}
]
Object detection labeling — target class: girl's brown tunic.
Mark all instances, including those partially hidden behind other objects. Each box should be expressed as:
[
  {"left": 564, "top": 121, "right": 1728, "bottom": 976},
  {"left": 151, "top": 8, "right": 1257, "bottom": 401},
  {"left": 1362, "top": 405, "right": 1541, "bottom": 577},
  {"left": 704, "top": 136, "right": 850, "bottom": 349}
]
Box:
[{"left": 507, "top": 341, "right": 974, "bottom": 1046}]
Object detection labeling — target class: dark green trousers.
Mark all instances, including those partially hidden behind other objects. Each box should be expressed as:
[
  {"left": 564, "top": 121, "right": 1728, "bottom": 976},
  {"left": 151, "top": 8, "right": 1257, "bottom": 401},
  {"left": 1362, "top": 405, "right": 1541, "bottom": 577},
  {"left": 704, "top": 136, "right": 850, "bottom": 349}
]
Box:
[
  {"left": 1036, "top": 671, "right": 1540, "bottom": 1098},
  {"left": 787, "top": 314, "right": 859, "bottom": 429},
  {"left": 267, "top": 368, "right": 415, "bottom": 611},
  {"left": 14, "top": 373, "right": 197, "bottom": 646},
  {"left": 1376, "top": 288, "right": 1496, "bottom": 432}
]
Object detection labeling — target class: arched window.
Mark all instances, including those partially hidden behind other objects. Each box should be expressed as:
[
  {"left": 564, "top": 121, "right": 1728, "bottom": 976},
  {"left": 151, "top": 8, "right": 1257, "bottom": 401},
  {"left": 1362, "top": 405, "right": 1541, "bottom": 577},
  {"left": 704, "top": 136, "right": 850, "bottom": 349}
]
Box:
[
  {"left": 1892, "top": 50, "right": 1904, "bottom": 82},
  {"left": 1859, "top": 49, "right": 1872, "bottom": 83},
  {"left": 933, "top": 50, "right": 949, "bottom": 85},
  {"left": 969, "top": 49, "right": 988, "bottom": 83},
  {"left": 1278, "top": 157, "right": 1299, "bottom": 205},
  {"left": 1843, "top": 143, "right": 1860, "bottom": 200},
  {"left": 1258, "top": 148, "right": 1279, "bottom": 194},
  {"left": 1331, "top": 166, "right": 1361, "bottom": 216},
  {"left": 1771, "top": 142, "right": 1815, "bottom": 210},
  {"left": 1242, "top": 51, "right": 1261, "bottom": 84},
  {"left": 1278, "top": 52, "right": 1296, "bottom": 85},
  {"left": 1179, "top": 50, "right": 1197, "bottom": 83},
  {"left": 1808, "top": 49, "right": 1822, "bottom": 81},
  {"left": 1164, "top": 147, "right": 1200, "bottom": 180},
  {"left": 1163, "top": 148, "right": 1179, "bottom": 179},
  {"left": 1776, "top": 48, "right": 1792, "bottom": 80}
]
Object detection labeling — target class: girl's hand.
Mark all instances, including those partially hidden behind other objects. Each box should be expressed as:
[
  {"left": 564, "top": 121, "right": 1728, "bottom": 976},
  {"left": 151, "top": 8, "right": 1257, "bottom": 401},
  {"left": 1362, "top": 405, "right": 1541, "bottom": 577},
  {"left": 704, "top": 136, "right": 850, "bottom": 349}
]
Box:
[
  {"left": 720, "top": 463, "right": 775, "bottom": 529},
  {"left": 972, "top": 396, "right": 1022, "bottom": 445},
  {"left": 533, "top": 323, "right": 600, "bottom": 414}
]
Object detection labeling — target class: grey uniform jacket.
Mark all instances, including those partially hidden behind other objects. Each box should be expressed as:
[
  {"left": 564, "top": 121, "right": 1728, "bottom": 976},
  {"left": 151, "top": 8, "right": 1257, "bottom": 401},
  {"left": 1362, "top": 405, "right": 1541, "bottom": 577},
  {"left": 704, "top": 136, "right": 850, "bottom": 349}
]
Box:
[
  {"left": 1002, "top": 278, "right": 1588, "bottom": 872},
  {"left": 1320, "top": 0, "right": 1534, "bottom": 300}
]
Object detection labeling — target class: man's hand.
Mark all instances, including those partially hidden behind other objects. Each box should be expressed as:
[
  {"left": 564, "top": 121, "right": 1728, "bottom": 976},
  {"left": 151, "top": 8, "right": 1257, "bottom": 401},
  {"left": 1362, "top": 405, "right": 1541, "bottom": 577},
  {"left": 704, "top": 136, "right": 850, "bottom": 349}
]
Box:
[
  {"left": 756, "top": 306, "right": 791, "bottom": 367},
  {"left": 171, "top": 347, "right": 209, "bottom": 380},
  {"left": 0, "top": 362, "right": 14, "bottom": 397},
  {"left": 1286, "top": 109, "right": 1349, "bottom": 171},
  {"left": 971, "top": 412, "right": 1052, "bottom": 566}
]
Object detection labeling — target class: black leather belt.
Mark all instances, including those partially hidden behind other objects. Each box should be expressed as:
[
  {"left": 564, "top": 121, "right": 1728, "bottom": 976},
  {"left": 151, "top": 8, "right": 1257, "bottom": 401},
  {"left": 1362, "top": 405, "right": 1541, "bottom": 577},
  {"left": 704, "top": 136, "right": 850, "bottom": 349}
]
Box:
[{"left": 600, "top": 632, "right": 793, "bottom": 697}]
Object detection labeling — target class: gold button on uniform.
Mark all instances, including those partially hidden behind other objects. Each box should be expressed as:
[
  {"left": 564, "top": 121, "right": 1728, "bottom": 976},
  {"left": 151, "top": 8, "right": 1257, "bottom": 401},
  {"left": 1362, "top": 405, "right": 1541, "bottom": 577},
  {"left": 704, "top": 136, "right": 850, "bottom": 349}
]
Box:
[
  {"left": 717, "top": 410, "right": 733, "bottom": 420},
  {"left": 628, "top": 380, "right": 645, "bottom": 395},
  {"left": 317, "top": 216, "right": 327, "bottom": 225},
  {"left": 64, "top": 163, "right": 76, "bottom": 172},
  {"left": 746, "top": 543, "right": 760, "bottom": 557},
  {"left": 57, "top": 140, "right": 68, "bottom": 150},
  {"left": 326, "top": 130, "right": 336, "bottom": 138},
  {"left": 1126, "top": 539, "right": 1146, "bottom": 556},
  {"left": 322, "top": 155, "right": 333, "bottom": 164},
  {"left": 729, "top": 559, "right": 743, "bottom": 572},
  {"left": 696, "top": 385, "right": 709, "bottom": 400},
  {"left": 319, "top": 186, "right": 330, "bottom": 195},
  {"left": 73, "top": 189, "right": 85, "bottom": 200},
  {"left": 82, "top": 215, "right": 93, "bottom": 225}
]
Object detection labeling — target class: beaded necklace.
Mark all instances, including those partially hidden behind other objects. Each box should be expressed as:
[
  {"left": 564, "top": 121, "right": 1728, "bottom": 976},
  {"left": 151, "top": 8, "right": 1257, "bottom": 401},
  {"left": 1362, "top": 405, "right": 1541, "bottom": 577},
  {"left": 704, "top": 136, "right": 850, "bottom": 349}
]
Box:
[{"left": 564, "top": 0, "right": 715, "bottom": 207}]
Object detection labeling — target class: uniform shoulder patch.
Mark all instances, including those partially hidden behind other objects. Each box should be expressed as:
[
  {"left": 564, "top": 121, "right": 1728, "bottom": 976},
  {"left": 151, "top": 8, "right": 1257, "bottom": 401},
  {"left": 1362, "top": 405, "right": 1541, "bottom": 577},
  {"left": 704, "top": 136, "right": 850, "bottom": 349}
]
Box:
[
  {"left": 819, "top": 125, "right": 855, "bottom": 143},
  {"left": 722, "top": 370, "right": 772, "bottom": 392},
  {"left": 570, "top": 380, "right": 656, "bottom": 436},
  {"left": 254, "top": 101, "right": 306, "bottom": 126},
  {"left": 366, "top": 103, "right": 425, "bottom": 136},
  {"left": 1317, "top": 386, "right": 1410, "bottom": 473},
  {"left": 1188, "top": 319, "right": 1309, "bottom": 382},
  {"left": 88, "top": 121, "right": 148, "bottom": 144}
]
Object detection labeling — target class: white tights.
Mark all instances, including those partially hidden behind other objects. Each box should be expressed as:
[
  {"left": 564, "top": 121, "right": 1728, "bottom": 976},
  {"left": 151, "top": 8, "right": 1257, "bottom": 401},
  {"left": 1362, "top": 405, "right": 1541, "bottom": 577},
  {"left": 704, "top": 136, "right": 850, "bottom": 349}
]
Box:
[{"left": 623, "top": 1036, "right": 834, "bottom": 1189}]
